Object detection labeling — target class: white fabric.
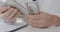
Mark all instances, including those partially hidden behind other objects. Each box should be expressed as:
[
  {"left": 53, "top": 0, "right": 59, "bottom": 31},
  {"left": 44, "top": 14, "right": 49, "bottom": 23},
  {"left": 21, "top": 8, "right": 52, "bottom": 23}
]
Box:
[{"left": 6, "top": 0, "right": 60, "bottom": 17}]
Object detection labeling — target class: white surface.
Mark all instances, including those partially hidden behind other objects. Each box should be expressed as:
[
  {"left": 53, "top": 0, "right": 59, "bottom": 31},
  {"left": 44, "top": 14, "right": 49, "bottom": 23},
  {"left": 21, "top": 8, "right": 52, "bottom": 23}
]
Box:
[
  {"left": 0, "top": 19, "right": 60, "bottom": 32},
  {"left": 0, "top": 18, "right": 27, "bottom": 32},
  {"left": 16, "top": 26, "right": 60, "bottom": 32}
]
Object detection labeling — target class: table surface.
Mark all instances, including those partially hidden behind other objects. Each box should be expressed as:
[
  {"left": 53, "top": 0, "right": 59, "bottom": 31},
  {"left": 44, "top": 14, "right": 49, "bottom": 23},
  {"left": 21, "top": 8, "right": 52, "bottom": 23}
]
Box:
[
  {"left": 0, "top": 23, "right": 60, "bottom": 32},
  {"left": 16, "top": 26, "right": 60, "bottom": 32},
  {"left": 0, "top": 19, "right": 60, "bottom": 32}
]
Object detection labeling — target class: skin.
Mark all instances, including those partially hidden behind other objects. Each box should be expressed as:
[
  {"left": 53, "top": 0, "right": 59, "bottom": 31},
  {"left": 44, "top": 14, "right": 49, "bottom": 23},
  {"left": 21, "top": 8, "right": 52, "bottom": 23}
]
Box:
[
  {"left": 24, "top": 12, "right": 60, "bottom": 28},
  {"left": 0, "top": 6, "right": 20, "bottom": 23},
  {"left": 1, "top": 6, "right": 60, "bottom": 28}
]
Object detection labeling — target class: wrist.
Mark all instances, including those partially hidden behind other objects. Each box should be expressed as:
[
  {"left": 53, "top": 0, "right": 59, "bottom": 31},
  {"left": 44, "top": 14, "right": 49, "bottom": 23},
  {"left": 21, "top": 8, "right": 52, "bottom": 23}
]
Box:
[
  {"left": 56, "top": 18, "right": 60, "bottom": 26},
  {"left": 51, "top": 16, "right": 60, "bottom": 26}
]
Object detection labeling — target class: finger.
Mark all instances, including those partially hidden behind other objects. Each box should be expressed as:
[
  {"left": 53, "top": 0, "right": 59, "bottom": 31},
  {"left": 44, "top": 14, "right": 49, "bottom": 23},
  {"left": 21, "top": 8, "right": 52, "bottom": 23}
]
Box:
[
  {"left": 12, "top": 12, "right": 20, "bottom": 20},
  {"left": 3, "top": 8, "right": 14, "bottom": 18},
  {"left": 7, "top": 9, "right": 18, "bottom": 19},
  {"left": 25, "top": 18, "right": 43, "bottom": 27},
  {"left": 24, "top": 18, "right": 39, "bottom": 25},
  {"left": 24, "top": 15, "right": 41, "bottom": 20},
  {"left": 26, "top": 20, "right": 41, "bottom": 27},
  {"left": 30, "top": 23, "right": 40, "bottom": 28},
  {"left": 31, "top": 24, "right": 48, "bottom": 28},
  {"left": 24, "top": 15, "right": 42, "bottom": 25},
  {"left": 28, "top": 20, "right": 49, "bottom": 28},
  {"left": 27, "top": 19, "right": 40, "bottom": 24},
  {"left": 0, "top": 6, "right": 10, "bottom": 13}
]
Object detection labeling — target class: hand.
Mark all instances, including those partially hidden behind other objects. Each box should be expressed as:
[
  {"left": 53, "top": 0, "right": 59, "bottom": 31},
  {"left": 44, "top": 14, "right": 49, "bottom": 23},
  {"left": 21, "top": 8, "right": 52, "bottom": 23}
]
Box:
[
  {"left": 0, "top": 6, "right": 20, "bottom": 23},
  {"left": 24, "top": 12, "right": 60, "bottom": 28}
]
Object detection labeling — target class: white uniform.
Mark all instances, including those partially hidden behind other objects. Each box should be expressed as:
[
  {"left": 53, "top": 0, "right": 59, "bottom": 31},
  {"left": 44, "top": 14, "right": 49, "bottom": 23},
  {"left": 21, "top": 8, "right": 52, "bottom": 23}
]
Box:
[{"left": 6, "top": 0, "right": 60, "bottom": 17}]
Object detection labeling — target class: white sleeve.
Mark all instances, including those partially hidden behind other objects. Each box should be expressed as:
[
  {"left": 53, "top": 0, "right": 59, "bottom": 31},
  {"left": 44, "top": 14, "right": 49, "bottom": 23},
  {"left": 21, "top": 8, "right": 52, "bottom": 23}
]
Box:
[
  {"left": 40, "top": 0, "right": 60, "bottom": 17},
  {"left": 6, "top": 0, "right": 29, "bottom": 15}
]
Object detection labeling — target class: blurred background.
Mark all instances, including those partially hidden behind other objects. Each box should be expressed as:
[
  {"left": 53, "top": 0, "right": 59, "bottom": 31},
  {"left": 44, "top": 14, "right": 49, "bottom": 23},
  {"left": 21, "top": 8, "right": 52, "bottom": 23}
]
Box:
[
  {"left": 0, "top": 0, "right": 7, "bottom": 6},
  {"left": 0, "top": 0, "right": 7, "bottom": 3}
]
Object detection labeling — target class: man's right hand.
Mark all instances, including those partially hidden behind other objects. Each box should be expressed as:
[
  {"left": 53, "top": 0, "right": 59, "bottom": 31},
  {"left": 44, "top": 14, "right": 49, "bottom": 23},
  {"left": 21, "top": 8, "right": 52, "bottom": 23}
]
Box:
[
  {"left": 24, "top": 12, "right": 60, "bottom": 28},
  {"left": 0, "top": 6, "right": 20, "bottom": 23}
]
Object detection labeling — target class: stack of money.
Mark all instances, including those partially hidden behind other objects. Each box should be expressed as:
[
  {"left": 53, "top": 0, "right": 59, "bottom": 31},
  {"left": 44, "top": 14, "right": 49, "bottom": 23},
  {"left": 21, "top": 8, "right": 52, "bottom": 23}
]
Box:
[{"left": 26, "top": 2, "right": 39, "bottom": 15}]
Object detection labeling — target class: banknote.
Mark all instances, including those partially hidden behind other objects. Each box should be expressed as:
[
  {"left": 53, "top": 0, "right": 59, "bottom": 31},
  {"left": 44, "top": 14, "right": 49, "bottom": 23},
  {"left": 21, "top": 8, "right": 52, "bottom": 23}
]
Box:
[{"left": 26, "top": 1, "right": 39, "bottom": 15}]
